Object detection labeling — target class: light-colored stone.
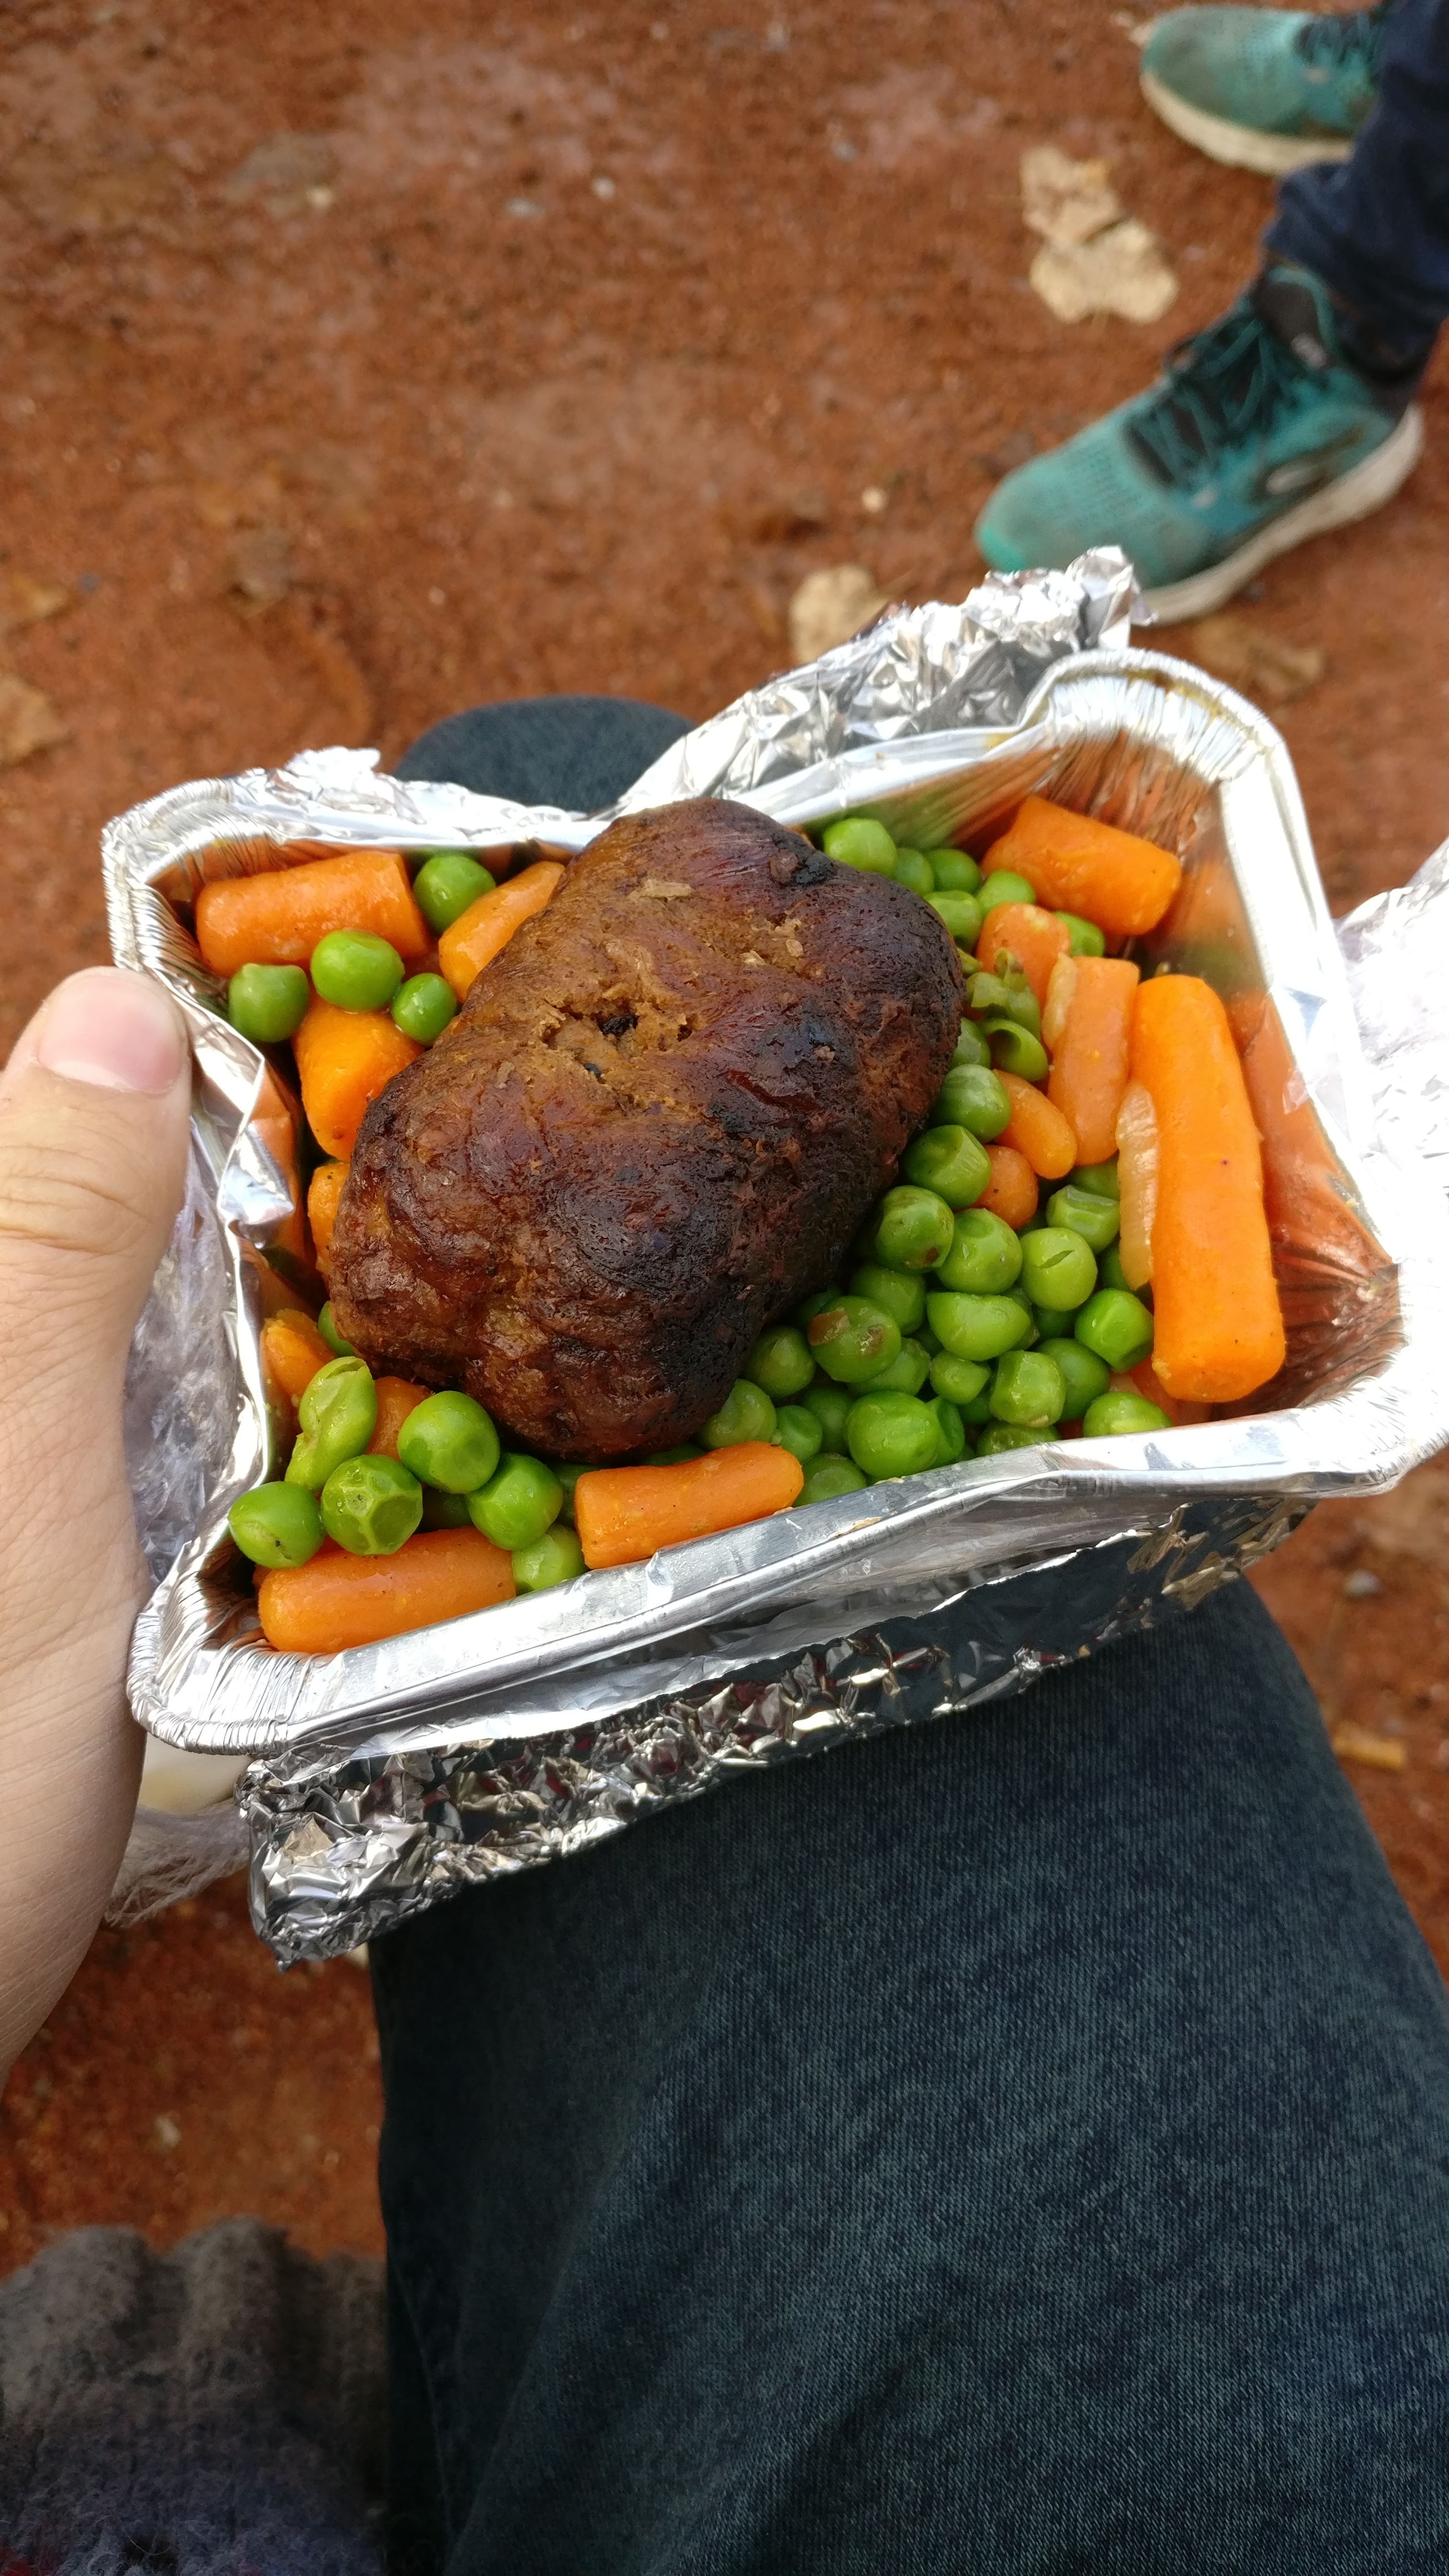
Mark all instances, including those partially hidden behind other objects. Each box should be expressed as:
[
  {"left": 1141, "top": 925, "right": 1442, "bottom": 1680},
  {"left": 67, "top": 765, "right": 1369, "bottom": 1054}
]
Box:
[
  {"left": 0, "top": 672, "right": 69, "bottom": 770},
  {"left": 1186, "top": 612, "right": 1326, "bottom": 706},
  {"left": 1029, "top": 219, "right": 1178, "bottom": 325},
  {"left": 1020, "top": 144, "right": 1123, "bottom": 248},
  {"left": 787, "top": 563, "right": 889, "bottom": 664}
]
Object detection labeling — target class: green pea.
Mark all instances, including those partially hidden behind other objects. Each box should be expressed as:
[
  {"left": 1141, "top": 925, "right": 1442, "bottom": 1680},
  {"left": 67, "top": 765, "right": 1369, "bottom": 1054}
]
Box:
[
  {"left": 848, "top": 1262, "right": 926, "bottom": 1334},
  {"left": 797, "top": 1452, "right": 870, "bottom": 1504},
  {"left": 983, "top": 1019, "right": 1050, "bottom": 1081},
  {"left": 857, "top": 1336, "right": 932, "bottom": 1396},
  {"left": 1055, "top": 910, "right": 1106, "bottom": 958},
  {"left": 925, "top": 1395, "right": 967, "bottom": 1466},
  {"left": 927, "top": 889, "right": 983, "bottom": 947},
  {"left": 977, "top": 1422, "right": 1050, "bottom": 1455},
  {"left": 795, "top": 1285, "right": 844, "bottom": 1330},
  {"left": 512, "top": 1526, "right": 586, "bottom": 1591},
  {"left": 915, "top": 1320, "right": 942, "bottom": 1355},
  {"left": 1075, "top": 1289, "right": 1154, "bottom": 1371},
  {"left": 1072, "top": 1160, "right": 1120, "bottom": 1201},
  {"left": 228, "top": 1481, "right": 323, "bottom": 1569},
  {"left": 320, "top": 1453, "right": 424, "bottom": 1555},
  {"left": 925, "top": 1291, "right": 1033, "bottom": 1364},
  {"left": 644, "top": 1445, "right": 703, "bottom": 1464},
  {"left": 310, "top": 929, "right": 405, "bottom": 1013},
  {"left": 1037, "top": 1338, "right": 1110, "bottom": 1422},
  {"left": 846, "top": 1390, "right": 940, "bottom": 1478},
  {"left": 978, "top": 869, "right": 1036, "bottom": 912},
  {"left": 1020, "top": 1226, "right": 1097, "bottom": 1314},
  {"left": 1045, "top": 1184, "right": 1120, "bottom": 1251},
  {"left": 469, "top": 1453, "right": 564, "bottom": 1549},
  {"left": 934, "top": 1206, "right": 1023, "bottom": 1295},
  {"left": 702, "top": 1379, "right": 777, "bottom": 1447},
  {"left": 989, "top": 1348, "right": 1065, "bottom": 1427},
  {"left": 929, "top": 1350, "right": 990, "bottom": 1405},
  {"left": 227, "top": 963, "right": 310, "bottom": 1046},
  {"left": 421, "top": 1488, "right": 474, "bottom": 1528},
  {"left": 959, "top": 1389, "right": 994, "bottom": 1425},
  {"left": 284, "top": 1355, "right": 378, "bottom": 1490},
  {"left": 744, "top": 1325, "right": 815, "bottom": 1401},
  {"left": 317, "top": 1301, "right": 356, "bottom": 1357},
  {"left": 903, "top": 1124, "right": 990, "bottom": 1211},
  {"left": 822, "top": 816, "right": 897, "bottom": 875},
  {"left": 412, "top": 850, "right": 496, "bottom": 934},
  {"left": 969, "top": 973, "right": 1042, "bottom": 1038},
  {"left": 1097, "top": 1244, "right": 1148, "bottom": 1299},
  {"left": 391, "top": 973, "right": 458, "bottom": 1045},
  {"left": 924, "top": 849, "right": 981, "bottom": 894},
  {"left": 892, "top": 848, "right": 935, "bottom": 897},
  {"left": 772, "top": 1403, "right": 824, "bottom": 1466},
  {"left": 802, "top": 1383, "right": 853, "bottom": 1448},
  {"left": 931, "top": 1064, "right": 1010, "bottom": 1138},
  {"left": 871, "top": 1186, "right": 955, "bottom": 1273},
  {"left": 552, "top": 1462, "right": 587, "bottom": 1525},
  {"left": 1030, "top": 1303, "right": 1076, "bottom": 1342},
  {"left": 1081, "top": 1391, "right": 1172, "bottom": 1438},
  {"left": 397, "top": 1390, "right": 501, "bottom": 1494},
  {"left": 950, "top": 1019, "right": 992, "bottom": 1069},
  {"left": 807, "top": 1295, "right": 902, "bottom": 1385},
  {"left": 1005, "top": 1284, "right": 1040, "bottom": 1345}
]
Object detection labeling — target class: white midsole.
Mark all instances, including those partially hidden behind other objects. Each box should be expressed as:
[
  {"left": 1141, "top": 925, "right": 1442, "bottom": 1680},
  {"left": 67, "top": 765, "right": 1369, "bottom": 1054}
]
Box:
[
  {"left": 1140, "top": 67, "right": 1356, "bottom": 173},
  {"left": 1137, "top": 406, "right": 1425, "bottom": 624}
]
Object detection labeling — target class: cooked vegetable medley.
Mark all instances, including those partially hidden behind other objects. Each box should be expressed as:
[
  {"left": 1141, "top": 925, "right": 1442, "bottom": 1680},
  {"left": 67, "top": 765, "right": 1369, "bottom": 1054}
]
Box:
[{"left": 209, "top": 795, "right": 1286, "bottom": 1651}]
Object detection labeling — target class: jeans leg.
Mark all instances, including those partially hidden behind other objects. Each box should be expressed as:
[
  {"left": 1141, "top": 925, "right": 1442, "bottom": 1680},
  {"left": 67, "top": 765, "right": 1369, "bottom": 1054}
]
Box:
[
  {"left": 1266, "top": 0, "right": 1449, "bottom": 362},
  {"left": 395, "top": 695, "right": 693, "bottom": 813},
  {"left": 371, "top": 1579, "right": 1449, "bottom": 2575}
]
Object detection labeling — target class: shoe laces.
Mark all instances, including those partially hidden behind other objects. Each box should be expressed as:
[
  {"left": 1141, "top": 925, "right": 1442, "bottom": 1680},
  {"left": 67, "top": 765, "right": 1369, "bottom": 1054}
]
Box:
[
  {"left": 1296, "top": 2, "right": 1389, "bottom": 73},
  {"left": 1131, "top": 295, "right": 1313, "bottom": 486}
]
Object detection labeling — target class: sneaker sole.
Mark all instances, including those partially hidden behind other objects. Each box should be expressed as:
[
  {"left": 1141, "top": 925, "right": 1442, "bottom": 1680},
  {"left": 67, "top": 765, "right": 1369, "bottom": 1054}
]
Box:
[
  {"left": 1138, "top": 406, "right": 1424, "bottom": 624},
  {"left": 1140, "top": 67, "right": 1355, "bottom": 173}
]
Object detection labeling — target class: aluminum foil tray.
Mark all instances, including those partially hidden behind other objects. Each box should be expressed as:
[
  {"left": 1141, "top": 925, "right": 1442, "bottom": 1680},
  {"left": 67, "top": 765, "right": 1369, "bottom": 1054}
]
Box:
[{"left": 106, "top": 556, "right": 1449, "bottom": 1795}]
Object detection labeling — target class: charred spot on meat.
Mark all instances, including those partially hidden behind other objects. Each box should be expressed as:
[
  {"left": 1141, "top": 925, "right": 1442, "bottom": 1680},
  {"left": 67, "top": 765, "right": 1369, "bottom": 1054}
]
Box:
[{"left": 327, "top": 798, "right": 963, "bottom": 1461}]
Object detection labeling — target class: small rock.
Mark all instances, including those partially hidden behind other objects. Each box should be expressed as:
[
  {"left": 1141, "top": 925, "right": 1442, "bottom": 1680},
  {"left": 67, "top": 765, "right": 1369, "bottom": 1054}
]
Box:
[
  {"left": 1343, "top": 1567, "right": 1382, "bottom": 1598},
  {"left": 1029, "top": 220, "right": 1178, "bottom": 325},
  {"left": 0, "top": 572, "right": 72, "bottom": 636},
  {"left": 0, "top": 672, "right": 69, "bottom": 769},
  {"left": 1020, "top": 145, "right": 1123, "bottom": 248},
  {"left": 1331, "top": 1722, "right": 1406, "bottom": 1773},
  {"left": 154, "top": 2112, "right": 182, "bottom": 2152},
  {"left": 1188, "top": 612, "right": 1326, "bottom": 706},
  {"left": 787, "top": 564, "right": 889, "bottom": 664},
  {"left": 227, "top": 525, "right": 292, "bottom": 610},
  {"left": 222, "top": 133, "right": 337, "bottom": 219}
]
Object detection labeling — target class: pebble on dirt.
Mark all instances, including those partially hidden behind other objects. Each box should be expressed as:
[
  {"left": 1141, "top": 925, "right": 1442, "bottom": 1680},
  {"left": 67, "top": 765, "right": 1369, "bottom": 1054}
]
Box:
[
  {"left": 0, "top": 673, "right": 69, "bottom": 772},
  {"left": 1021, "top": 145, "right": 1178, "bottom": 325},
  {"left": 1188, "top": 613, "right": 1327, "bottom": 707},
  {"left": 787, "top": 564, "right": 889, "bottom": 665}
]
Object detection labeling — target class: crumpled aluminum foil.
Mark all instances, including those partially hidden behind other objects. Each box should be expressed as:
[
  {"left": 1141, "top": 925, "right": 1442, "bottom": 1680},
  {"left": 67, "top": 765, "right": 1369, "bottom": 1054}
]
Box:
[{"left": 102, "top": 550, "right": 1449, "bottom": 1954}]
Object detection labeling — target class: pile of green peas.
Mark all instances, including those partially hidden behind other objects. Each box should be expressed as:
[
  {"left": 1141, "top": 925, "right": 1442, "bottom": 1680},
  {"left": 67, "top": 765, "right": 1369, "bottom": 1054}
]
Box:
[
  {"left": 224, "top": 849, "right": 501, "bottom": 1051},
  {"left": 228, "top": 1356, "right": 587, "bottom": 1594}
]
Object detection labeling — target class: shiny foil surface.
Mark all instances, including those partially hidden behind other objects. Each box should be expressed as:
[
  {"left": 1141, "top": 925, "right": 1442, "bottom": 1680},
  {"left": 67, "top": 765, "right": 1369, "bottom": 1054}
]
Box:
[{"left": 100, "top": 552, "right": 1449, "bottom": 1952}]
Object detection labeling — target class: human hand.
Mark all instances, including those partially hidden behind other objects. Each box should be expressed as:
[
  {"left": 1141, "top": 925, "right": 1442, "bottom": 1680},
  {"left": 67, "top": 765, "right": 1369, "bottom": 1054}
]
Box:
[{"left": 0, "top": 969, "right": 189, "bottom": 2082}]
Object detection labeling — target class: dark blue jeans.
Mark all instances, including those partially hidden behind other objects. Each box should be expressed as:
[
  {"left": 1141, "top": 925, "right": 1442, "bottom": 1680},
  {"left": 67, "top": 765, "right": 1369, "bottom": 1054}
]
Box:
[
  {"left": 375, "top": 700, "right": 1449, "bottom": 2572},
  {"left": 1267, "top": 0, "right": 1449, "bottom": 364}
]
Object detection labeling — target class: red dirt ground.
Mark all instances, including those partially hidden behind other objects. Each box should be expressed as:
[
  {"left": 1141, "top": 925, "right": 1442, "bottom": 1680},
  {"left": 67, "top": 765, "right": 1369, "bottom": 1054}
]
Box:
[{"left": 2, "top": 0, "right": 1448, "bottom": 2274}]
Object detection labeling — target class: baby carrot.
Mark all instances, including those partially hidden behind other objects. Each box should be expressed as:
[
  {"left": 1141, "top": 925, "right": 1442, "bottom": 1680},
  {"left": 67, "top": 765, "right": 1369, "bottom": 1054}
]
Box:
[
  {"left": 257, "top": 1525, "right": 516, "bottom": 1653},
  {"left": 307, "top": 1158, "right": 348, "bottom": 1274},
  {"left": 1114, "top": 1081, "right": 1158, "bottom": 1293},
  {"left": 995, "top": 1070, "right": 1076, "bottom": 1179},
  {"left": 1130, "top": 974, "right": 1285, "bottom": 1403},
  {"left": 195, "top": 848, "right": 429, "bottom": 977},
  {"left": 575, "top": 1441, "right": 806, "bottom": 1569},
  {"left": 977, "top": 1143, "right": 1038, "bottom": 1231},
  {"left": 984, "top": 796, "right": 1181, "bottom": 942},
  {"left": 294, "top": 999, "right": 421, "bottom": 1159},
  {"left": 974, "top": 901, "right": 1069, "bottom": 1013},
  {"left": 261, "top": 1309, "right": 332, "bottom": 1407},
  {"left": 369, "top": 1376, "right": 429, "bottom": 1460},
  {"left": 438, "top": 861, "right": 567, "bottom": 1002},
  {"left": 1045, "top": 955, "right": 1140, "bottom": 1165}
]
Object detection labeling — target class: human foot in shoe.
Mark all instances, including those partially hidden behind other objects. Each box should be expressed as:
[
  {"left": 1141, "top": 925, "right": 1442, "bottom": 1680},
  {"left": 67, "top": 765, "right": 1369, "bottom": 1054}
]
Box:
[{"left": 1139, "top": 4, "right": 1387, "bottom": 174}]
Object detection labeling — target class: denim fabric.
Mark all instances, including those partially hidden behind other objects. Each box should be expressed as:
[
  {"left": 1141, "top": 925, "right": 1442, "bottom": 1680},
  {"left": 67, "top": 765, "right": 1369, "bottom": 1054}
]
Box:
[
  {"left": 373, "top": 698, "right": 1449, "bottom": 2570},
  {"left": 1267, "top": 0, "right": 1449, "bottom": 363},
  {"left": 395, "top": 693, "right": 691, "bottom": 814}
]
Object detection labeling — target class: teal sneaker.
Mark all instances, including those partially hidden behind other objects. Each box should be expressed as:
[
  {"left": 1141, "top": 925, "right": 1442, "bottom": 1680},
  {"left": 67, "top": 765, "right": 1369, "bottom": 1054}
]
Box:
[
  {"left": 974, "top": 264, "right": 1423, "bottom": 621},
  {"left": 1140, "top": 4, "right": 1387, "bottom": 174}
]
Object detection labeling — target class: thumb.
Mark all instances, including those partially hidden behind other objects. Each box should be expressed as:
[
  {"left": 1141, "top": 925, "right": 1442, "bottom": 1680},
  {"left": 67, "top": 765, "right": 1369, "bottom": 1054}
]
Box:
[{"left": 0, "top": 968, "right": 190, "bottom": 1388}]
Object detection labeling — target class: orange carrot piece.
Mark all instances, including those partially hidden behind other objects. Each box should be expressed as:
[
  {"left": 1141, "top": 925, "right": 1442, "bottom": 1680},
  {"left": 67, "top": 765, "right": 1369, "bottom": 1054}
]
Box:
[
  {"left": 996, "top": 1070, "right": 1076, "bottom": 1180},
  {"left": 261, "top": 1309, "right": 332, "bottom": 1407},
  {"left": 368, "top": 1376, "right": 428, "bottom": 1460},
  {"left": 1114, "top": 1080, "right": 1158, "bottom": 1292},
  {"left": 1046, "top": 955, "right": 1140, "bottom": 1165},
  {"left": 974, "top": 902, "right": 1069, "bottom": 1013},
  {"left": 977, "top": 1143, "right": 1038, "bottom": 1230},
  {"left": 575, "top": 1441, "right": 805, "bottom": 1569},
  {"left": 1113, "top": 1361, "right": 1210, "bottom": 1429},
  {"left": 195, "top": 848, "right": 429, "bottom": 977},
  {"left": 258, "top": 1525, "right": 516, "bottom": 1653},
  {"left": 438, "top": 861, "right": 567, "bottom": 1001},
  {"left": 293, "top": 999, "right": 421, "bottom": 1159},
  {"left": 1130, "top": 974, "right": 1285, "bottom": 1403},
  {"left": 307, "top": 1158, "right": 348, "bottom": 1274},
  {"left": 984, "top": 796, "right": 1181, "bottom": 941}
]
